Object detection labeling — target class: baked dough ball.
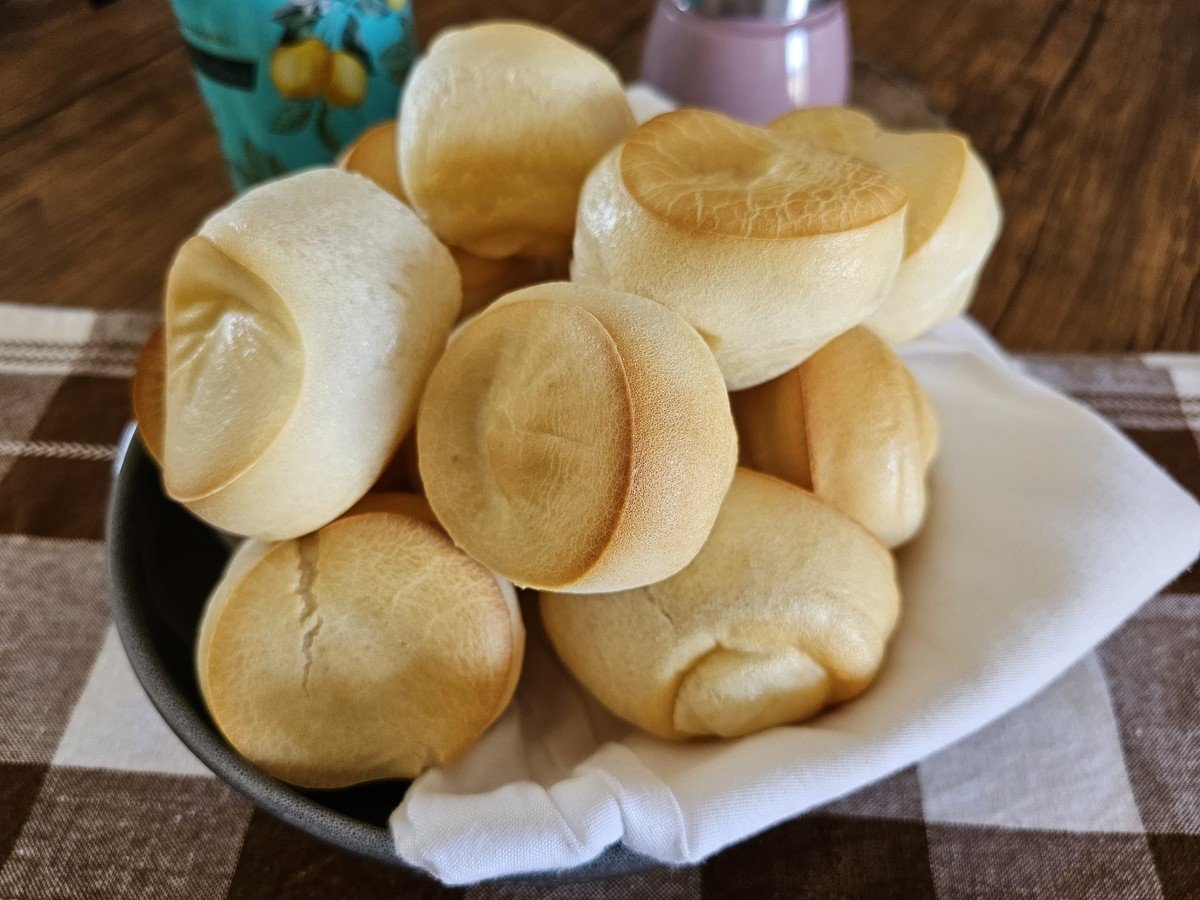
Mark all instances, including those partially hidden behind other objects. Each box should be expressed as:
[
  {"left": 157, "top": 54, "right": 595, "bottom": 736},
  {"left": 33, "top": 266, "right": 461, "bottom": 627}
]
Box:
[
  {"left": 162, "top": 168, "right": 460, "bottom": 540},
  {"left": 337, "top": 120, "right": 406, "bottom": 200},
  {"left": 772, "top": 107, "right": 1002, "bottom": 343},
  {"left": 418, "top": 282, "right": 737, "bottom": 593},
  {"left": 399, "top": 21, "right": 635, "bottom": 259},
  {"left": 572, "top": 108, "right": 907, "bottom": 389},
  {"left": 541, "top": 469, "right": 899, "bottom": 739},
  {"left": 339, "top": 118, "right": 564, "bottom": 317},
  {"left": 732, "top": 327, "right": 938, "bottom": 547},
  {"left": 453, "top": 250, "right": 560, "bottom": 319},
  {"left": 196, "top": 493, "right": 523, "bottom": 788},
  {"left": 131, "top": 324, "right": 165, "bottom": 462},
  {"left": 134, "top": 323, "right": 430, "bottom": 499}
]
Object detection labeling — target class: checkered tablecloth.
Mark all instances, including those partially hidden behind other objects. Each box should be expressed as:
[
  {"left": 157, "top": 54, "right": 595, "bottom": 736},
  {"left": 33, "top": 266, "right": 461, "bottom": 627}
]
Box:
[{"left": 0, "top": 300, "right": 1196, "bottom": 899}]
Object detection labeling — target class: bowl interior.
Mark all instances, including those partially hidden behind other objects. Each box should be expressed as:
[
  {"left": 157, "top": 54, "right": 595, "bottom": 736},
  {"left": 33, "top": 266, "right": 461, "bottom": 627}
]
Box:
[{"left": 106, "top": 427, "right": 652, "bottom": 881}]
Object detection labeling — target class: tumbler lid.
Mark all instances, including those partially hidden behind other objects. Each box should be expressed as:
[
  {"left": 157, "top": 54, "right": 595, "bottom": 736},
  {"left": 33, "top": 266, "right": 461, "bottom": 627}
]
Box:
[{"left": 673, "top": 0, "right": 837, "bottom": 21}]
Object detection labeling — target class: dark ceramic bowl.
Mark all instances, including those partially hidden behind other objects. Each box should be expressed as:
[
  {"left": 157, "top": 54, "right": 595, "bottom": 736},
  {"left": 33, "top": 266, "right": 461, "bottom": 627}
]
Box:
[{"left": 106, "top": 426, "right": 654, "bottom": 883}]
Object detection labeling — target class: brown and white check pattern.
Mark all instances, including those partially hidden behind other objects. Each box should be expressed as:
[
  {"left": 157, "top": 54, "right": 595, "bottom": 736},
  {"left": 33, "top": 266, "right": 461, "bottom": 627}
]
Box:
[{"left": 0, "top": 301, "right": 1196, "bottom": 899}]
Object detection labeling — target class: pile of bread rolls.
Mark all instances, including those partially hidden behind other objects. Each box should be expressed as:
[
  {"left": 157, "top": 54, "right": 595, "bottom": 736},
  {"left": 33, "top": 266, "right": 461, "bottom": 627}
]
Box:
[{"left": 133, "top": 20, "right": 1001, "bottom": 789}]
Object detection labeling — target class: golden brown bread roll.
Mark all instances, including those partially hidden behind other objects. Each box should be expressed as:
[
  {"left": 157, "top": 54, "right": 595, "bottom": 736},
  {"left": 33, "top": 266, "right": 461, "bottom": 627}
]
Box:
[
  {"left": 452, "top": 250, "right": 560, "bottom": 319},
  {"left": 345, "top": 489, "right": 438, "bottom": 525},
  {"left": 540, "top": 469, "right": 900, "bottom": 740},
  {"left": 131, "top": 324, "right": 164, "bottom": 462},
  {"left": 418, "top": 281, "right": 737, "bottom": 593},
  {"left": 732, "top": 327, "right": 938, "bottom": 547},
  {"left": 771, "top": 107, "right": 1002, "bottom": 343},
  {"left": 399, "top": 21, "right": 635, "bottom": 260},
  {"left": 162, "top": 168, "right": 460, "bottom": 540},
  {"left": 338, "top": 118, "right": 563, "bottom": 318},
  {"left": 196, "top": 493, "right": 523, "bottom": 788},
  {"left": 133, "top": 322, "right": 429, "bottom": 497},
  {"left": 571, "top": 108, "right": 907, "bottom": 389}
]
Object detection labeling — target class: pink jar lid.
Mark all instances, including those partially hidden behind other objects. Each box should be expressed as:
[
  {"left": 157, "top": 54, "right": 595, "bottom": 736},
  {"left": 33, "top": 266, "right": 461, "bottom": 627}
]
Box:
[{"left": 674, "top": 0, "right": 839, "bottom": 22}]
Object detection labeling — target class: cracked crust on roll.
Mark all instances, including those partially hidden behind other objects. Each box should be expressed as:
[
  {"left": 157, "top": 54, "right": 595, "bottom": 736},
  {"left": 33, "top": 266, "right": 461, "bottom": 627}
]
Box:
[
  {"left": 622, "top": 109, "right": 905, "bottom": 239},
  {"left": 195, "top": 494, "right": 523, "bottom": 789}
]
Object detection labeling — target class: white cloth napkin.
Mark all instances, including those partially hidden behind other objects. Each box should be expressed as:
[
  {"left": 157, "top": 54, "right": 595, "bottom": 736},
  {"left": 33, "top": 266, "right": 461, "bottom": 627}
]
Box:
[{"left": 389, "top": 314, "right": 1200, "bottom": 884}]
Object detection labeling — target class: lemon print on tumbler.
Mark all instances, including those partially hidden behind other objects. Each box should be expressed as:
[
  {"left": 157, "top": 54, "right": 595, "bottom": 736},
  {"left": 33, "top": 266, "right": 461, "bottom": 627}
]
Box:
[
  {"left": 169, "top": 0, "right": 416, "bottom": 189},
  {"left": 270, "top": 37, "right": 331, "bottom": 99}
]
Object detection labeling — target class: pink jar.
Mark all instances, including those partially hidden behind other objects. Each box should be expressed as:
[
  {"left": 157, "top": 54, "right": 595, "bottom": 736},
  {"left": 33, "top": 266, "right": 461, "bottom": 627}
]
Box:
[{"left": 640, "top": 0, "right": 851, "bottom": 125}]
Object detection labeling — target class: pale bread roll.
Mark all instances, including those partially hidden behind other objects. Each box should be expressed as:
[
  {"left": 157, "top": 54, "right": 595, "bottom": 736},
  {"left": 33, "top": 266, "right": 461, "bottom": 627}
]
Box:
[
  {"left": 571, "top": 108, "right": 907, "bottom": 389},
  {"left": 134, "top": 322, "right": 428, "bottom": 496},
  {"left": 541, "top": 469, "right": 899, "bottom": 740},
  {"left": 772, "top": 107, "right": 1002, "bottom": 343},
  {"left": 732, "top": 327, "right": 938, "bottom": 547},
  {"left": 338, "top": 118, "right": 563, "bottom": 317},
  {"left": 162, "top": 168, "right": 460, "bottom": 540},
  {"left": 196, "top": 493, "right": 524, "bottom": 789},
  {"left": 399, "top": 21, "right": 635, "bottom": 259},
  {"left": 418, "top": 281, "right": 737, "bottom": 593}
]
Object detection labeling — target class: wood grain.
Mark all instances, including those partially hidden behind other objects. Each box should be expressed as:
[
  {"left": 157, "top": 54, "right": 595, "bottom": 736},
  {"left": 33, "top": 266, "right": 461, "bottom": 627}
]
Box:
[{"left": 0, "top": 0, "right": 1196, "bottom": 352}]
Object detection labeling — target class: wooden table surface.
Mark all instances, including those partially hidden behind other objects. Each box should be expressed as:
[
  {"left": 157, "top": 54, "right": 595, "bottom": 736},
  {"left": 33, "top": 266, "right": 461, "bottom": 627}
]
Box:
[{"left": 1, "top": 0, "right": 1197, "bottom": 353}]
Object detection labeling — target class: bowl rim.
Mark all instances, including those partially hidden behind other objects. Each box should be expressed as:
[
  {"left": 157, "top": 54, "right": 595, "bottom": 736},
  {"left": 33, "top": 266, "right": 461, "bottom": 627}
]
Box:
[{"left": 106, "top": 424, "right": 656, "bottom": 884}]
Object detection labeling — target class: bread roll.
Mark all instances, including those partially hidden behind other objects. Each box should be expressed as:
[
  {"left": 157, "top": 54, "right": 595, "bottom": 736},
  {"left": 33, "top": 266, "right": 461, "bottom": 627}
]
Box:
[
  {"left": 541, "top": 469, "right": 899, "bottom": 740},
  {"left": 196, "top": 493, "right": 523, "bottom": 788},
  {"left": 452, "top": 250, "right": 560, "bottom": 319},
  {"left": 771, "top": 107, "right": 1002, "bottom": 343},
  {"left": 162, "top": 168, "right": 460, "bottom": 540},
  {"left": 131, "top": 324, "right": 165, "bottom": 462},
  {"left": 571, "top": 108, "right": 907, "bottom": 389},
  {"left": 418, "top": 281, "right": 737, "bottom": 593},
  {"left": 338, "top": 118, "right": 563, "bottom": 317},
  {"left": 336, "top": 120, "right": 406, "bottom": 200},
  {"left": 399, "top": 21, "right": 635, "bottom": 259},
  {"left": 135, "top": 321, "right": 428, "bottom": 497},
  {"left": 732, "top": 327, "right": 938, "bottom": 547}
]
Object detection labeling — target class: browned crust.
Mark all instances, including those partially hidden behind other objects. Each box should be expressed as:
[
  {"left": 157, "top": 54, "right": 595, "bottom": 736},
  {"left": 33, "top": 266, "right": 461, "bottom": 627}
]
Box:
[
  {"left": 730, "top": 367, "right": 813, "bottom": 490},
  {"left": 199, "top": 507, "right": 519, "bottom": 788},
  {"left": 560, "top": 309, "right": 637, "bottom": 586},
  {"left": 131, "top": 325, "right": 165, "bottom": 462},
  {"left": 620, "top": 109, "right": 906, "bottom": 240},
  {"left": 418, "top": 299, "right": 635, "bottom": 588}
]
